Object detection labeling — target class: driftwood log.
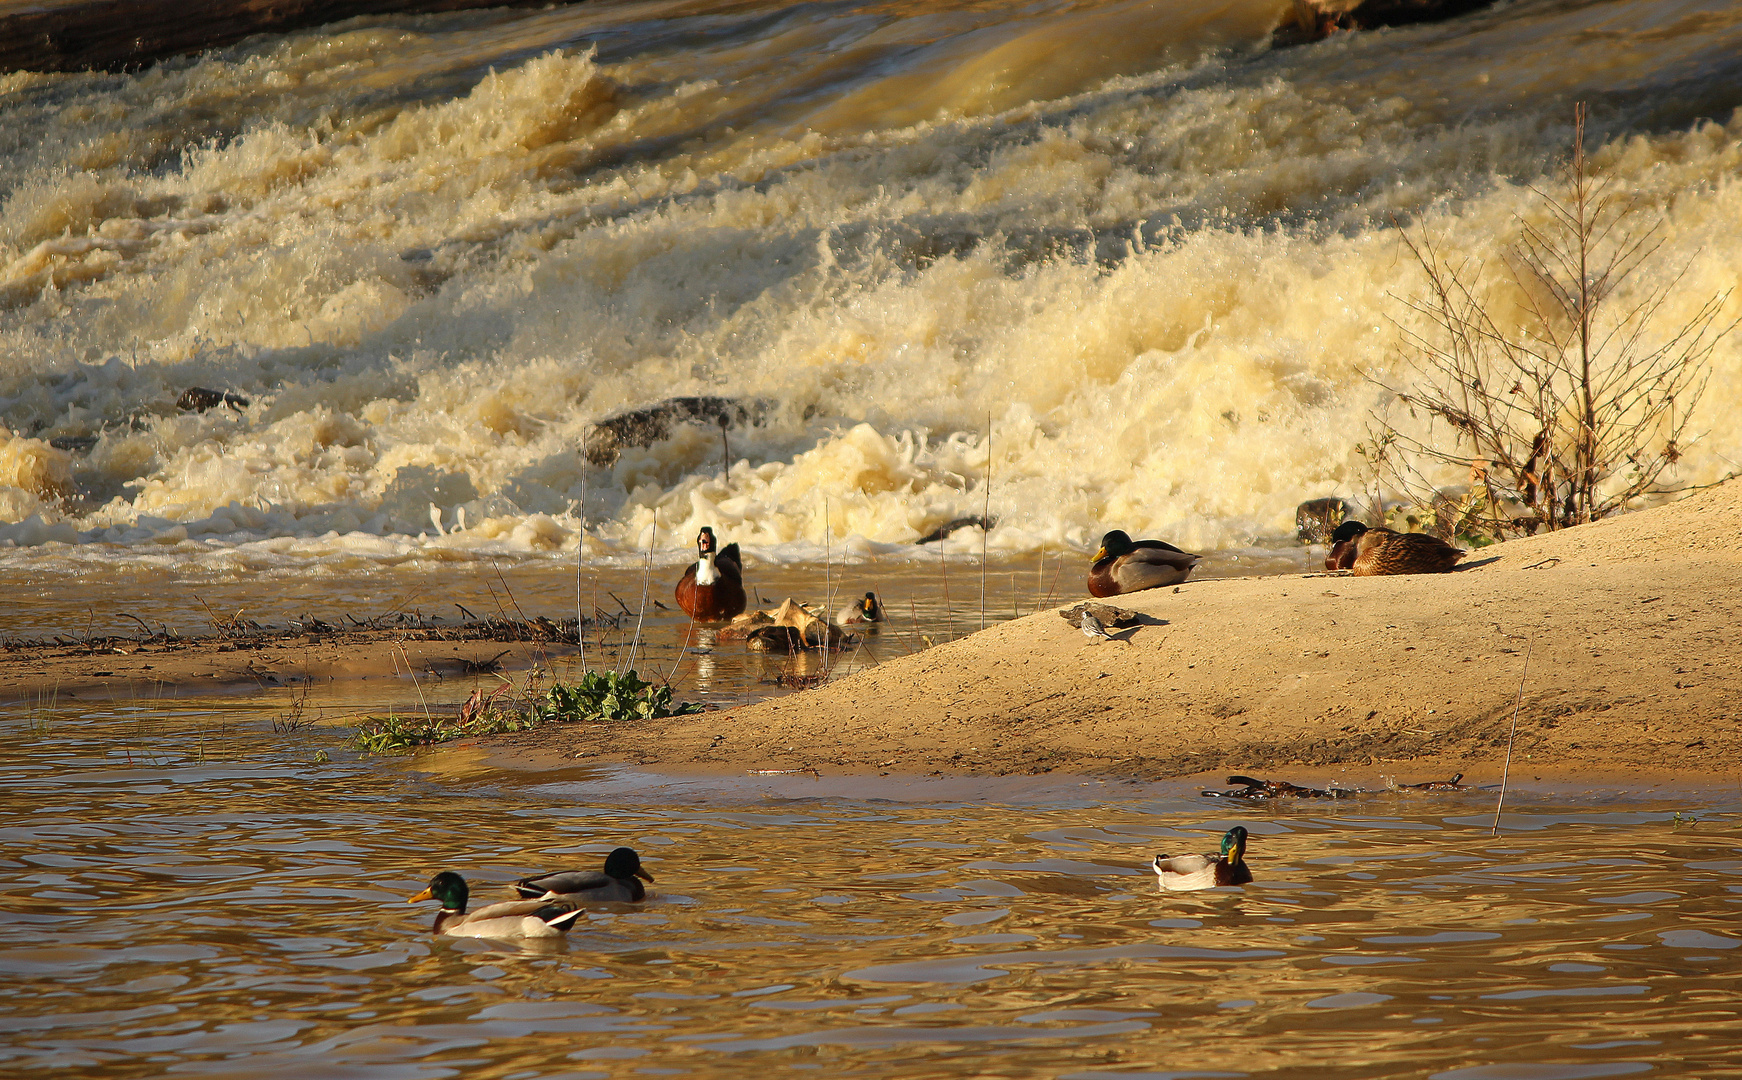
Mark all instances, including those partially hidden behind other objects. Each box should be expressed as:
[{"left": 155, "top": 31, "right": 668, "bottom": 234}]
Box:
[{"left": 0, "top": 1, "right": 581, "bottom": 74}]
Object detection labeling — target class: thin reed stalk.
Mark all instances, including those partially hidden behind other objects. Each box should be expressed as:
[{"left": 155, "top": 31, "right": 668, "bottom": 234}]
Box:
[
  {"left": 1041, "top": 550, "right": 1065, "bottom": 610},
  {"left": 938, "top": 547, "right": 953, "bottom": 642},
  {"left": 980, "top": 412, "right": 991, "bottom": 633},
  {"left": 577, "top": 428, "right": 588, "bottom": 669},
  {"left": 1492, "top": 641, "right": 1533, "bottom": 833},
  {"left": 664, "top": 617, "right": 697, "bottom": 685},
  {"left": 621, "top": 523, "right": 656, "bottom": 675}
]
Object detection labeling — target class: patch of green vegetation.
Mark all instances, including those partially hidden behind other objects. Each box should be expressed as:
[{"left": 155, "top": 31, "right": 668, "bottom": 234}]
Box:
[
  {"left": 352, "top": 708, "right": 540, "bottom": 754},
  {"left": 353, "top": 669, "right": 701, "bottom": 753},
  {"left": 536, "top": 669, "right": 705, "bottom": 724}
]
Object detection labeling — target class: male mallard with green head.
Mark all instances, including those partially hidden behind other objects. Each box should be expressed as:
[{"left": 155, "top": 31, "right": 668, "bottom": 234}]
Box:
[
  {"left": 1088, "top": 530, "right": 1201, "bottom": 597},
  {"left": 1327, "top": 521, "right": 1464, "bottom": 576},
  {"left": 1153, "top": 826, "right": 1253, "bottom": 891},
  {"left": 407, "top": 871, "right": 583, "bottom": 937}
]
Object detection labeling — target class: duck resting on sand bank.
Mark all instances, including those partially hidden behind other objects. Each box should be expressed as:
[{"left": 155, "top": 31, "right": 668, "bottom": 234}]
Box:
[
  {"left": 1087, "top": 530, "right": 1201, "bottom": 597},
  {"left": 1326, "top": 520, "right": 1465, "bottom": 575}
]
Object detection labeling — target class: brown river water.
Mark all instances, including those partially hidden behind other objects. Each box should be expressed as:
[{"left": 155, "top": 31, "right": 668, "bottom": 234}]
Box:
[
  {"left": 6, "top": 0, "right": 1742, "bottom": 1074},
  {"left": 3, "top": 689, "right": 1739, "bottom": 1079}
]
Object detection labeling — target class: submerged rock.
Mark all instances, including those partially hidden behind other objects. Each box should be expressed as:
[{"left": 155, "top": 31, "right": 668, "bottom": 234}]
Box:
[
  {"left": 914, "top": 515, "right": 997, "bottom": 544},
  {"left": 1295, "top": 497, "right": 1355, "bottom": 544},
  {"left": 583, "top": 396, "right": 774, "bottom": 466},
  {"left": 176, "top": 387, "right": 251, "bottom": 413}
]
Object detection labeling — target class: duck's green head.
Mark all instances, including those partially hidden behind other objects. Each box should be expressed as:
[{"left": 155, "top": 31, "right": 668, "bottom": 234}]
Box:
[
  {"left": 1221, "top": 826, "right": 1249, "bottom": 865},
  {"left": 1096, "top": 530, "right": 1134, "bottom": 561},
  {"left": 408, "top": 871, "right": 469, "bottom": 911},
  {"left": 604, "top": 847, "right": 654, "bottom": 883},
  {"left": 1329, "top": 520, "right": 1369, "bottom": 546},
  {"left": 858, "top": 592, "right": 883, "bottom": 620}
]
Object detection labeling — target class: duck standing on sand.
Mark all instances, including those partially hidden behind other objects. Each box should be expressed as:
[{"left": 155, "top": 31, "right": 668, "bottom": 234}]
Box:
[
  {"left": 675, "top": 526, "right": 747, "bottom": 620},
  {"left": 1153, "top": 827, "right": 1252, "bottom": 892},
  {"left": 407, "top": 872, "right": 583, "bottom": 938},
  {"left": 1088, "top": 530, "right": 1201, "bottom": 597},
  {"left": 1326, "top": 521, "right": 1464, "bottom": 576},
  {"left": 512, "top": 847, "right": 654, "bottom": 903}
]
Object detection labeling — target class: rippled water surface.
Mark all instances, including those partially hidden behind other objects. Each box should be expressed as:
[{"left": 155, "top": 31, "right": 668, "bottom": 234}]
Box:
[{"left": 3, "top": 700, "right": 1739, "bottom": 1078}]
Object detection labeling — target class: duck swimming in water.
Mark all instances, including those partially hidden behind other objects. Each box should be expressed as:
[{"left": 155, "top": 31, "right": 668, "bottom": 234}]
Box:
[
  {"left": 511, "top": 847, "right": 654, "bottom": 903},
  {"left": 1153, "top": 827, "right": 1253, "bottom": 892},
  {"left": 407, "top": 872, "right": 583, "bottom": 938},
  {"left": 1327, "top": 521, "right": 1464, "bottom": 576},
  {"left": 1087, "top": 530, "right": 1201, "bottom": 597},
  {"left": 675, "top": 526, "right": 747, "bottom": 620},
  {"left": 835, "top": 591, "right": 885, "bottom": 626}
]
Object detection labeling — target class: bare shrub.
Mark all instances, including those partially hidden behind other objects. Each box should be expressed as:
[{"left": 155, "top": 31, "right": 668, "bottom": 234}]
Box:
[{"left": 1368, "top": 104, "right": 1735, "bottom": 539}]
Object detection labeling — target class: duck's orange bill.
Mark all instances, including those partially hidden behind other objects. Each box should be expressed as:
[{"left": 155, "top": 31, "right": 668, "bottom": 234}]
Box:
[
  {"left": 1093, "top": 547, "right": 1108, "bottom": 561},
  {"left": 407, "top": 887, "right": 434, "bottom": 903}
]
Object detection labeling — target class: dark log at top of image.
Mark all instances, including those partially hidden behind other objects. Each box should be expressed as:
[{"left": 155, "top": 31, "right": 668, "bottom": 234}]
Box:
[
  {"left": 0, "top": 0, "right": 587, "bottom": 74},
  {"left": 1276, "top": 0, "right": 1498, "bottom": 47}
]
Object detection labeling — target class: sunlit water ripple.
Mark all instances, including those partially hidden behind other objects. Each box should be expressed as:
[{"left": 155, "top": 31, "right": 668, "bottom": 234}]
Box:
[{"left": 2, "top": 701, "right": 1738, "bottom": 1079}]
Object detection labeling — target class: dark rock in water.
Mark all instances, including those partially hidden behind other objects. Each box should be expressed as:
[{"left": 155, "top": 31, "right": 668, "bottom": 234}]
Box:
[
  {"left": 1274, "top": 0, "right": 1498, "bottom": 47},
  {"left": 1202, "top": 775, "right": 1356, "bottom": 799},
  {"left": 1295, "top": 497, "right": 1354, "bottom": 544},
  {"left": 746, "top": 625, "right": 805, "bottom": 653},
  {"left": 0, "top": 1, "right": 577, "bottom": 74},
  {"left": 914, "top": 515, "right": 997, "bottom": 544},
  {"left": 176, "top": 387, "right": 251, "bottom": 413},
  {"left": 48, "top": 435, "right": 99, "bottom": 454},
  {"left": 584, "top": 396, "right": 774, "bottom": 466}
]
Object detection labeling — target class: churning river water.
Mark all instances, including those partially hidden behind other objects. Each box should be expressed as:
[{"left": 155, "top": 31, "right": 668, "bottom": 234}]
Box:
[
  {"left": 4, "top": 0, "right": 1742, "bottom": 582},
  {"left": 2, "top": 697, "right": 1740, "bottom": 1079}
]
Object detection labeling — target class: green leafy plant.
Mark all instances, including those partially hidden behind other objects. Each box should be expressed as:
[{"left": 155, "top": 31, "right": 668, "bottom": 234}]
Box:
[
  {"left": 536, "top": 669, "right": 704, "bottom": 723},
  {"left": 353, "top": 669, "right": 700, "bottom": 753}
]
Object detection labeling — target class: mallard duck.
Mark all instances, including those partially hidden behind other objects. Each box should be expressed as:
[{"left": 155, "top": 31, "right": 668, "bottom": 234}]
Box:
[
  {"left": 407, "top": 871, "right": 583, "bottom": 937},
  {"left": 1087, "top": 530, "right": 1201, "bottom": 597},
  {"left": 511, "top": 847, "right": 653, "bottom": 903},
  {"left": 835, "top": 591, "right": 885, "bottom": 626},
  {"left": 1153, "top": 826, "right": 1253, "bottom": 891},
  {"left": 675, "top": 526, "right": 747, "bottom": 620},
  {"left": 1327, "top": 521, "right": 1464, "bottom": 576}
]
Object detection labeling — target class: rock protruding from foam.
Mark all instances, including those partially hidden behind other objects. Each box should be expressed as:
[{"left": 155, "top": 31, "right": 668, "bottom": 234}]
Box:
[{"left": 583, "top": 397, "right": 774, "bottom": 467}]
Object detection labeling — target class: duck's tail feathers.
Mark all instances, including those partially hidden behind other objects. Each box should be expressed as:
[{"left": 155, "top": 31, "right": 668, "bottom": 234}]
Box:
[
  {"left": 716, "top": 543, "right": 742, "bottom": 574},
  {"left": 537, "top": 904, "right": 585, "bottom": 930}
]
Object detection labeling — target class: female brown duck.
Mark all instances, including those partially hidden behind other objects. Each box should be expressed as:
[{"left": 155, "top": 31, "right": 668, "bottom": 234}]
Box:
[
  {"left": 675, "top": 526, "right": 747, "bottom": 620},
  {"left": 1087, "top": 529, "right": 1201, "bottom": 597},
  {"left": 1326, "top": 520, "right": 1464, "bottom": 576}
]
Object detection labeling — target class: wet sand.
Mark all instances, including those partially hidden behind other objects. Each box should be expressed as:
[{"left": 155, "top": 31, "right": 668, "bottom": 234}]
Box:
[
  {"left": 492, "top": 479, "right": 1742, "bottom": 786},
  {"left": 7, "top": 481, "right": 1740, "bottom": 786}
]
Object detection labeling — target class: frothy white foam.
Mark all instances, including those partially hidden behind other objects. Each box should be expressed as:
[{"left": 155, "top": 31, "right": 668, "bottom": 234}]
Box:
[{"left": 1, "top": 0, "right": 1739, "bottom": 572}]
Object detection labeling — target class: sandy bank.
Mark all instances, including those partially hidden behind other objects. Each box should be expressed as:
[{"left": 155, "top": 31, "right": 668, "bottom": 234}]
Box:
[{"left": 497, "top": 480, "right": 1742, "bottom": 785}]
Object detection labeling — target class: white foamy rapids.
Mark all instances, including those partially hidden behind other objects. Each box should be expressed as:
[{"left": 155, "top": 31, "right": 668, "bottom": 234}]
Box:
[{"left": 2, "top": 0, "right": 1741, "bottom": 571}]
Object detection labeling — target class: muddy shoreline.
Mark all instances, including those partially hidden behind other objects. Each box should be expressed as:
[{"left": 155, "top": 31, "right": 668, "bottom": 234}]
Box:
[{"left": 8, "top": 482, "right": 1741, "bottom": 787}]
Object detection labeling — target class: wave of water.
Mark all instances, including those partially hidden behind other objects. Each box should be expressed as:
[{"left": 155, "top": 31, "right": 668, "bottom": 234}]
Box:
[{"left": 3, "top": 0, "right": 1741, "bottom": 571}]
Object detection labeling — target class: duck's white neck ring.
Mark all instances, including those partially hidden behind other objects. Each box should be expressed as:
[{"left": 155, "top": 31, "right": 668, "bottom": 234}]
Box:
[{"left": 694, "top": 552, "right": 718, "bottom": 586}]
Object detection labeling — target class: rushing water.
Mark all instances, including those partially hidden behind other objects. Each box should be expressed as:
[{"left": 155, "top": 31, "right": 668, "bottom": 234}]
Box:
[
  {"left": 3, "top": 0, "right": 1742, "bottom": 577},
  {"left": 2, "top": 698, "right": 1740, "bottom": 1079}
]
